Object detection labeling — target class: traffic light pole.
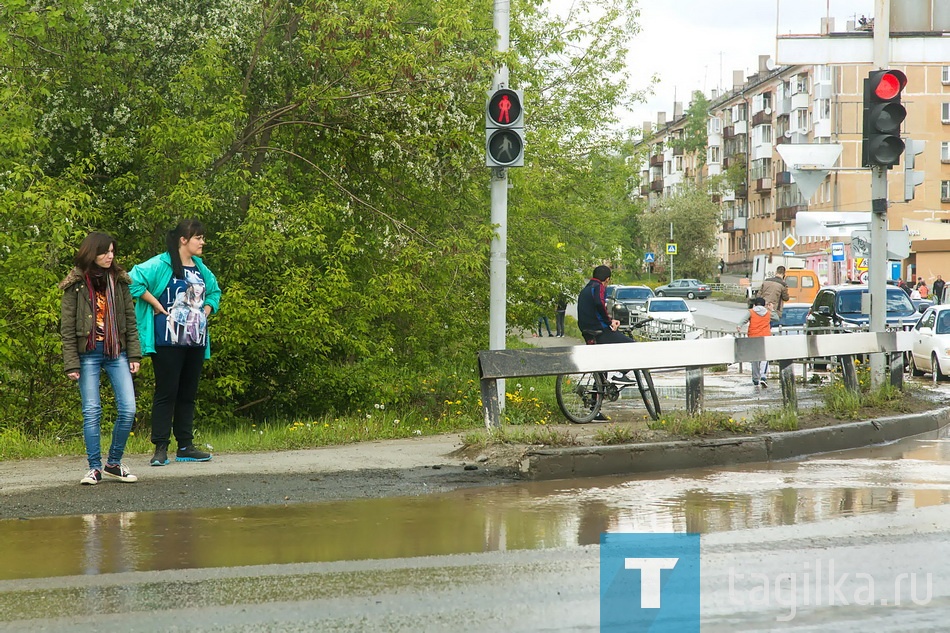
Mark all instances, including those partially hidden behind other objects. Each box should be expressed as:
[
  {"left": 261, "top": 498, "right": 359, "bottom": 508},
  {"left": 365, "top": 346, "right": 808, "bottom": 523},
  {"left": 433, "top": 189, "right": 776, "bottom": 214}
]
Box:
[
  {"left": 869, "top": 0, "right": 890, "bottom": 389},
  {"left": 488, "top": 0, "right": 510, "bottom": 422}
]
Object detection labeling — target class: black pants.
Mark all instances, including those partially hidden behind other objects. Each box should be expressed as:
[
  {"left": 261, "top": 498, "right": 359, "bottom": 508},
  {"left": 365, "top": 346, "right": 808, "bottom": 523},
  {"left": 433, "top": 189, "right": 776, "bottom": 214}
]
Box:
[
  {"left": 555, "top": 311, "right": 566, "bottom": 336},
  {"left": 150, "top": 346, "right": 205, "bottom": 447}
]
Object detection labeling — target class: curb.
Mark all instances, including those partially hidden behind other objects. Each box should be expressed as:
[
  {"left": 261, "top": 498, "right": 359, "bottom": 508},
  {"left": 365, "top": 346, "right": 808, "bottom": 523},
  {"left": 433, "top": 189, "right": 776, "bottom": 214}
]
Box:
[{"left": 519, "top": 407, "right": 950, "bottom": 480}]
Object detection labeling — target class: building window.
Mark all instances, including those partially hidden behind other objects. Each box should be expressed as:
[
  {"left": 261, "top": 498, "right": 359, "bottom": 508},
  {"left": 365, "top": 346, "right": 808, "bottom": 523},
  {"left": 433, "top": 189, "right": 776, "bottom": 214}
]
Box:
[
  {"left": 675, "top": 155, "right": 684, "bottom": 172},
  {"left": 943, "top": 103, "right": 950, "bottom": 123},
  {"left": 942, "top": 181, "right": 950, "bottom": 202},
  {"left": 795, "top": 109, "right": 809, "bottom": 131},
  {"left": 943, "top": 66, "right": 950, "bottom": 84},
  {"left": 708, "top": 118, "right": 722, "bottom": 134},
  {"left": 709, "top": 146, "right": 721, "bottom": 164},
  {"left": 817, "top": 98, "right": 831, "bottom": 119},
  {"left": 943, "top": 142, "right": 950, "bottom": 163}
]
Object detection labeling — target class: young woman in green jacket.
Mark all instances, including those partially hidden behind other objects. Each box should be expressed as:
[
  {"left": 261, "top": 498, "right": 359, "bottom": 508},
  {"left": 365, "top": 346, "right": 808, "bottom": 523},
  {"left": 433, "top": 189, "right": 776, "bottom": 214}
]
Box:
[
  {"left": 60, "top": 232, "right": 141, "bottom": 485},
  {"left": 130, "top": 219, "right": 221, "bottom": 467}
]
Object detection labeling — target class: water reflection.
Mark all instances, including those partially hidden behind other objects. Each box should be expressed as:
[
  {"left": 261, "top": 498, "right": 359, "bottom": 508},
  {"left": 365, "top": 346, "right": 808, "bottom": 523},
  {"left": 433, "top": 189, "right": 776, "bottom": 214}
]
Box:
[{"left": 3, "top": 436, "right": 949, "bottom": 581}]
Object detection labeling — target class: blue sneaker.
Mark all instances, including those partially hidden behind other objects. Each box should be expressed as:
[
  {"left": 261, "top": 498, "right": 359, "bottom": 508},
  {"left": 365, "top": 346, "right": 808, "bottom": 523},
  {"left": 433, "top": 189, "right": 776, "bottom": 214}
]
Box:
[
  {"left": 150, "top": 445, "right": 170, "bottom": 467},
  {"left": 176, "top": 446, "right": 212, "bottom": 462}
]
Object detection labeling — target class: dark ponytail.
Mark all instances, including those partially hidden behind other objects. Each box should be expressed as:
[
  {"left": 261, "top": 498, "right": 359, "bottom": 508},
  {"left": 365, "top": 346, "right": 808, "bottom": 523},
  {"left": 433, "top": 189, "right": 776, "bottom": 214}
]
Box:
[{"left": 166, "top": 219, "right": 205, "bottom": 279}]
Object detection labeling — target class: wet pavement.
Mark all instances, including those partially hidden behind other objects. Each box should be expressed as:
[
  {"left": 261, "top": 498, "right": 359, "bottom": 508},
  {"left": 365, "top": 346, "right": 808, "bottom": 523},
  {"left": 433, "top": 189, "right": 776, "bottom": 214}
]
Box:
[{"left": 3, "top": 429, "right": 949, "bottom": 582}]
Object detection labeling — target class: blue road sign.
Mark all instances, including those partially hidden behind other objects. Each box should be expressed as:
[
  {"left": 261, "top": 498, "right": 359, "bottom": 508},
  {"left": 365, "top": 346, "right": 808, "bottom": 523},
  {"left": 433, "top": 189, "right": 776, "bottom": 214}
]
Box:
[
  {"left": 831, "top": 242, "right": 845, "bottom": 262},
  {"left": 644, "top": 252, "right": 655, "bottom": 263}
]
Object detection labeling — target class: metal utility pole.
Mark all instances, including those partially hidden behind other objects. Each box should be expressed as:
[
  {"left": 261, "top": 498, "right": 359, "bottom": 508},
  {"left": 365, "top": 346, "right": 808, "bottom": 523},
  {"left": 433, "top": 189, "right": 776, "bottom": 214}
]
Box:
[
  {"left": 489, "top": 0, "right": 510, "bottom": 414},
  {"left": 868, "top": 0, "right": 889, "bottom": 388}
]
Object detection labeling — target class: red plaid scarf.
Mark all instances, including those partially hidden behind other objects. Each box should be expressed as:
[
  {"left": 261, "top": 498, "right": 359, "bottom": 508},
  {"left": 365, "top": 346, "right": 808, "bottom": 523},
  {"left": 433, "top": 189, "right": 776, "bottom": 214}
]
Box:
[{"left": 84, "top": 272, "right": 121, "bottom": 359}]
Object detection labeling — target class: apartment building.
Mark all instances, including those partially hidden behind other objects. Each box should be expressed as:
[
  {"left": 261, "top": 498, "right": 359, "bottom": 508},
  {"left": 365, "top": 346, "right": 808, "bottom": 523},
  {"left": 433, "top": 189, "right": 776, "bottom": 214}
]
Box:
[{"left": 638, "top": 24, "right": 950, "bottom": 284}]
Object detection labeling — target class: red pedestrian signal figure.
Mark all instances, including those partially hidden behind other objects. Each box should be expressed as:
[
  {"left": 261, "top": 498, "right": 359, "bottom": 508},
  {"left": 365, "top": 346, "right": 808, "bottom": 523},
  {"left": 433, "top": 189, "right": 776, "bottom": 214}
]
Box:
[{"left": 497, "top": 94, "right": 511, "bottom": 124}]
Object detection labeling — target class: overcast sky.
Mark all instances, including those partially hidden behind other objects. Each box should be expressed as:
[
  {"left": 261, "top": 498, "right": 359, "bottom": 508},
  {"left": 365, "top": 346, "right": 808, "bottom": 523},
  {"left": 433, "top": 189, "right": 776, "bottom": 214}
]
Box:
[{"left": 622, "top": 0, "right": 874, "bottom": 131}]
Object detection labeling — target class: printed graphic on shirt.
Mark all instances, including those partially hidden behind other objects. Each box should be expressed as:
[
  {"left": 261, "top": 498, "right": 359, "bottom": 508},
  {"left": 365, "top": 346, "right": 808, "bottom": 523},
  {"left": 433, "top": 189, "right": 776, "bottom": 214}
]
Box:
[
  {"left": 155, "top": 267, "right": 207, "bottom": 347},
  {"left": 95, "top": 290, "right": 107, "bottom": 341}
]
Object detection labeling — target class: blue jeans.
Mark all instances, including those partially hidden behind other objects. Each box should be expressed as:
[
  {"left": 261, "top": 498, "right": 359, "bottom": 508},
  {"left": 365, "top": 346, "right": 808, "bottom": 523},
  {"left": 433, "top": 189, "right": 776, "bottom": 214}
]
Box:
[{"left": 78, "top": 342, "right": 136, "bottom": 470}]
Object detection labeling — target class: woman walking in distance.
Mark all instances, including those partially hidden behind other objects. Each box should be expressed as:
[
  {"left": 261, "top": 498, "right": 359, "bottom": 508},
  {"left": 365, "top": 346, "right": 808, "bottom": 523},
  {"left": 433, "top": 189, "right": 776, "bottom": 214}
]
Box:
[
  {"left": 60, "top": 232, "right": 141, "bottom": 485},
  {"left": 130, "top": 220, "right": 221, "bottom": 466}
]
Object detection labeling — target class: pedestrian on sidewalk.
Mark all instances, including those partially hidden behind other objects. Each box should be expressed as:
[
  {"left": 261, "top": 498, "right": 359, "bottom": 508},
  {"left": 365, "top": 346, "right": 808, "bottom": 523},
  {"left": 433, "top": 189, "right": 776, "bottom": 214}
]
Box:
[
  {"left": 130, "top": 219, "right": 221, "bottom": 466},
  {"left": 535, "top": 296, "right": 554, "bottom": 337},
  {"left": 555, "top": 293, "right": 568, "bottom": 337},
  {"left": 60, "top": 231, "right": 141, "bottom": 485},
  {"left": 738, "top": 297, "right": 772, "bottom": 388},
  {"left": 933, "top": 275, "right": 945, "bottom": 304}
]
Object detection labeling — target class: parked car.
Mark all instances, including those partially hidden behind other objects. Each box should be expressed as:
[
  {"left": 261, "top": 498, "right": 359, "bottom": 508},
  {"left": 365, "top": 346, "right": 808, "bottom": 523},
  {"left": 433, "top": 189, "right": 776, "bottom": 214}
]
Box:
[
  {"left": 653, "top": 279, "right": 711, "bottom": 300},
  {"left": 909, "top": 305, "right": 950, "bottom": 379},
  {"left": 803, "top": 285, "right": 920, "bottom": 333},
  {"left": 774, "top": 302, "right": 811, "bottom": 332},
  {"left": 639, "top": 297, "right": 696, "bottom": 328},
  {"left": 607, "top": 285, "right": 655, "bottom": 325}
]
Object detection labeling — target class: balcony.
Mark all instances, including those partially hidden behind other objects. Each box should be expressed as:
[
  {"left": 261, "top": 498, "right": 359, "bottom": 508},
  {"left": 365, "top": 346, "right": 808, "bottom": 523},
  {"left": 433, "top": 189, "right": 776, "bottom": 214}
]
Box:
[
  {"left": 723, "top": 126, "right": 735, "bottom": 140},
  {"left": 722, "top": 219, "right": 735, "bottom": 233},
  {"left": 672, "top": 145, "right": 684, "bottom": 156},
  {"left": 723, "top": 156, "right": 731, "bottom": 169},
  {"left": 650, "top": 154, "right": 663, "bottom": 167},
  {"left": 775, "top": 171, "right": 793, "bottom": 186},
  {"left": 733, "top": 216, "right": 747, "bottom": 231},
  {"left": 755, "top": 177, "right": 772, "bottom": 193},
  {"left": 776, "top": 204, "right": 807, "bottom": 223},
  {"left": 650, "top": 178, "right": 664, "bottom": 193},
  {"left": 711, "top": 193, "right": 722, "bottom": 204},
  {"left": 752, "top": 110, "right": 771, "bottom": 126},
  {"left": 735, "top": 185, "right": 748, "bottom": 199},
  {"left": 775, "top": 134, "right": 790, "bottom": 145},
  {"left": 734, "top": 120, "right": 748, "bottom": 135},
  {"left": 640, "top": 185, "right": 650, "bottom": 196}
]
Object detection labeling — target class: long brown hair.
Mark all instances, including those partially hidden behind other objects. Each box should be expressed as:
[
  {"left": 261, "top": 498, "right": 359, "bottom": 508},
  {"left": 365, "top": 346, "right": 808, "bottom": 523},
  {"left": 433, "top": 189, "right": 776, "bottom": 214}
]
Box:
[{"left": 74, "top": 232, "right": 125, "bottom": 289}]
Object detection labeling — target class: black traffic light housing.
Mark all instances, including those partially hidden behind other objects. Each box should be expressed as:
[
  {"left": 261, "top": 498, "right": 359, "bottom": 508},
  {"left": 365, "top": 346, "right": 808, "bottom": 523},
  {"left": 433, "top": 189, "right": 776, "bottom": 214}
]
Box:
[
  {"left": 486, "top": 88, "right": 524, "bottom": 168},
  {"left": 862, "top": 69, "right": 907, "bottom": 168}
]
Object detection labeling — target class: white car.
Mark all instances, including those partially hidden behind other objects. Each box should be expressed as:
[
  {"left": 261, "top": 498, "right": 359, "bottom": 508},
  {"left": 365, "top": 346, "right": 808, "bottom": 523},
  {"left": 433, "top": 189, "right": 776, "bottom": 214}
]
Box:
[
  {"left": 909, "top": 305, "right": 950, "bottom": 379},
  {"left": 638, "top": 297, "right": 698, "bottom": 339}
]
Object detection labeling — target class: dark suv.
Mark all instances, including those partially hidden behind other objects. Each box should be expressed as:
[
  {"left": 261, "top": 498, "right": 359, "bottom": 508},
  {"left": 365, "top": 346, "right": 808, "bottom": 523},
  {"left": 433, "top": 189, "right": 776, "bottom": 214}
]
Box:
[
  {"left": 804, "top": 285, "right": 920, "bottom": 333},
  {"left": 607, "top": 285, "right": 655, "bottom": 326}
]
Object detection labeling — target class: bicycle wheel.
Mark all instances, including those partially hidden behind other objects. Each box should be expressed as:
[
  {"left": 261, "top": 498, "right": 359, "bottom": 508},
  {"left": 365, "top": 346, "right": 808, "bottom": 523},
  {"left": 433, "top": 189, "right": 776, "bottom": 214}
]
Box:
[
  {"left": 634, "top": 369, "right": 661, "bottom": 420},
  {"left": 555, "top": 372, "right": 603, "bottom": 424}
]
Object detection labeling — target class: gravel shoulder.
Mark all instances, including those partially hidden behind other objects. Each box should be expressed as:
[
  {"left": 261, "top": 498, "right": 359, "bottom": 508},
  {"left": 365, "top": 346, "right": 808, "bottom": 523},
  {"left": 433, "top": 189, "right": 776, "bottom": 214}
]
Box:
[{"left": 0, "top": 435, "right": 521, "bottom": 520}]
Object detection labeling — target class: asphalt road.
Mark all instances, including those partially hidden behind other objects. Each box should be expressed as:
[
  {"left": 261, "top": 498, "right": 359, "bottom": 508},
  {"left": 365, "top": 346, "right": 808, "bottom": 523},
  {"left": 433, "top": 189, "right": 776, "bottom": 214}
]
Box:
[{"left": 3, "top": 502, "right": 948, "bottom": 631}]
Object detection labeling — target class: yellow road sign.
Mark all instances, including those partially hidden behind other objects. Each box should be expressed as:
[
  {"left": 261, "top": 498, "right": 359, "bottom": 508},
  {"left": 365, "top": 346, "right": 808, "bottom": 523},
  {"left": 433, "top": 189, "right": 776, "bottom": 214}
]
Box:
[
  {"left": 666, "top": 243, "right": 677, "bottom": 255},
  {"left": 855, "top": 257, "right": 868, "bottom": 270}
]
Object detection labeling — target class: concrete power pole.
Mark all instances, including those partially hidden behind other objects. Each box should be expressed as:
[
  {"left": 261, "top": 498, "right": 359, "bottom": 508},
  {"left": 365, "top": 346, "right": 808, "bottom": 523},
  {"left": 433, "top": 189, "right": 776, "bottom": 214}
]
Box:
[{"left": 489, "top": 0, "right": 510, "bottom": 420}]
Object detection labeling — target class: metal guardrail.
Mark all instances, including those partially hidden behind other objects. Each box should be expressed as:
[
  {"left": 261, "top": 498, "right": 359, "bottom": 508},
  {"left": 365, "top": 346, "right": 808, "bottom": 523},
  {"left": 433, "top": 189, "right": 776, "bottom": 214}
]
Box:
[{"left": 478, "top": 332, "right": 912, "bottom": 428}]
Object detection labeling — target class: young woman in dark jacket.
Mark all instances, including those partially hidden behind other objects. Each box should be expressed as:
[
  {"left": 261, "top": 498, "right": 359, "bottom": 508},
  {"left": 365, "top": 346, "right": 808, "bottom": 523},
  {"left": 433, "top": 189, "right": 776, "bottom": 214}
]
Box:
[{"left": 60, "top": 232, "right": 141, "bottom": 485}]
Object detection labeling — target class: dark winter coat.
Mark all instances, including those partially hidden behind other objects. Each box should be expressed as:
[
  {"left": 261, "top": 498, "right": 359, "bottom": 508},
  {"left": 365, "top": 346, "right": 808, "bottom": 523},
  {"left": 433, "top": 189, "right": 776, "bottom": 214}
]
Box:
[{"left": 59, "top": 268, "right": 141, "bottom": 374}]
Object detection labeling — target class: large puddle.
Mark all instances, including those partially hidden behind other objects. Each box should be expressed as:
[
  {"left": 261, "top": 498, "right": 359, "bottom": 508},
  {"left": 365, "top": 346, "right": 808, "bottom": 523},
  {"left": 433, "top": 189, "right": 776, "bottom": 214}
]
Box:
[{"left": 4, "top": 434, "right": 949, "bottom": 581}]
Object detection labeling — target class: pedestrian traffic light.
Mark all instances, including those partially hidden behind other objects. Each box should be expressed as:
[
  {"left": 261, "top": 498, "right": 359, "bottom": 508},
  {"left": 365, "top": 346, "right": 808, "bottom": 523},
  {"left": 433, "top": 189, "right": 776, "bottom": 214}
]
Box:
[
  {"left": 862, "top": 69, "right": 907, "bottom": 167},
  {"left": 486, "top": 88, "right": 524, "bottom": 168}
]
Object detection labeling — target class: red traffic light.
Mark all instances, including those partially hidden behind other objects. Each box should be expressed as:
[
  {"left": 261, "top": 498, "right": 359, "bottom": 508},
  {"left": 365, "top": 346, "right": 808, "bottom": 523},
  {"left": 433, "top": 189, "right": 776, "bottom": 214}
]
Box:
[
  {"left": 870, "top": 70, "right": 906, "bottom": 101},
  {"left": 487, "top": 89, "right": 523, "bottom": 128}
]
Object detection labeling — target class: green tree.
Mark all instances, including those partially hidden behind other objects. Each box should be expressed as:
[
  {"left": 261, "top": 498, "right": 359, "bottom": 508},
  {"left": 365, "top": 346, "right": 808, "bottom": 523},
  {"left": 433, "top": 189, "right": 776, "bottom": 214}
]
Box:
[
  {"left": 0, "top": 0, "right": 652, "bottom": 431},
  {"left": 641, "top": 185, "right": 719, "bottom": 281}
]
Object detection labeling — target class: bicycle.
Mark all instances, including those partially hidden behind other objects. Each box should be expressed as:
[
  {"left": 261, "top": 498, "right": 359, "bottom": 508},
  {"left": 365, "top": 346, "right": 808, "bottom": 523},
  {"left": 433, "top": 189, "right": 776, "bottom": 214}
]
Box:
[{"left": 554, "top": 320, "right": 662, "bottom": 424}]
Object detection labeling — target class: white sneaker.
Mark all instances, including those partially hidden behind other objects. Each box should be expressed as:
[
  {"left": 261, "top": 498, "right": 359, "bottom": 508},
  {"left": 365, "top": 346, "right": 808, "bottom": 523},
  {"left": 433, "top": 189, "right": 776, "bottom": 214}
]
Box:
[{"left": 80, "top": 469, "right": 101, "bottom": 485}]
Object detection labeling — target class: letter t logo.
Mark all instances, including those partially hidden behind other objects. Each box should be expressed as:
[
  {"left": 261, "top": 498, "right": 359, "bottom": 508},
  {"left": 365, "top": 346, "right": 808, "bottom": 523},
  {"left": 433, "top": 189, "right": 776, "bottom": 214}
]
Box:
[{"left": 625, "top": 558, "right": 679, "bottom": 608}]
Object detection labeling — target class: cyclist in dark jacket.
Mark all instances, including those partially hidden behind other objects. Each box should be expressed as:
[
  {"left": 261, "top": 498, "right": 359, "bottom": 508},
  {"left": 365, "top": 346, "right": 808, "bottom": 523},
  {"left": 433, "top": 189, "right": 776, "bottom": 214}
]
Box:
[{"left": 577, "top": 265, "right": 630, "bottom": 343}]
